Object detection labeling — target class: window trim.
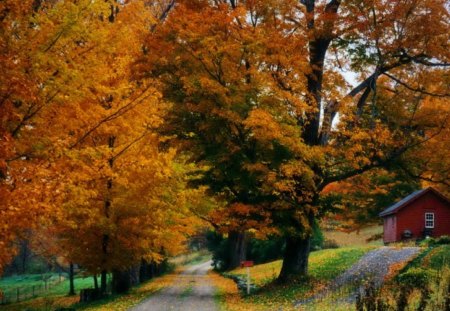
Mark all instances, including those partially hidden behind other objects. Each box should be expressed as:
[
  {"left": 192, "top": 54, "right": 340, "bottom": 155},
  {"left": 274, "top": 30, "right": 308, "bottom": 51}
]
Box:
[{"left": 425, "top": 212, "right": 435, "bottom": 229}]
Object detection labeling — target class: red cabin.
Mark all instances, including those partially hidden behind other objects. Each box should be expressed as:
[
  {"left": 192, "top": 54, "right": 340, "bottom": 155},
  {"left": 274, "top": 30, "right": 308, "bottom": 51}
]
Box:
[{"left": 379, "top": 187, "right": 450, "bottom": 243}]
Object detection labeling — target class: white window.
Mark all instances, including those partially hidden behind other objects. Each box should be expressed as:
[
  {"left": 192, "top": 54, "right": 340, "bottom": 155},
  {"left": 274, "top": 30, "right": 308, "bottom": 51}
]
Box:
[{"left": 425, "top": 213, "right": 435, "bottom": 228}]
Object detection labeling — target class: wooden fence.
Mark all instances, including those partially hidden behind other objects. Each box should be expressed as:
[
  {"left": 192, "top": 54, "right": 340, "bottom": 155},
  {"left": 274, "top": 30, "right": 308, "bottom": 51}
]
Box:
[{"left": 0, "top": 276, "right": 66, "bottom": 305}]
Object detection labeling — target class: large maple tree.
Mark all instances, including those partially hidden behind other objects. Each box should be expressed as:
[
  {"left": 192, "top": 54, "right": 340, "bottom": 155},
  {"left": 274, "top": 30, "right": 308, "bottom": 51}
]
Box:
[{"left": 138, "top": 0, "right": 449, "bottom": 281}]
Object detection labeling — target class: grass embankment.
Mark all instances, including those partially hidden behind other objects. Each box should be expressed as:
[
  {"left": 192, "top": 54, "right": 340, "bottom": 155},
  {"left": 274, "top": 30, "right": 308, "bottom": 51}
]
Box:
[
  {"left": 403, "top": 244, "right": 449, "bottom": 271},
  {"left": 213, "top": 246, "right": 375, "bottom": 310},
  {"left": 374, "top": 243, "right": 450, "bottom": 311}
]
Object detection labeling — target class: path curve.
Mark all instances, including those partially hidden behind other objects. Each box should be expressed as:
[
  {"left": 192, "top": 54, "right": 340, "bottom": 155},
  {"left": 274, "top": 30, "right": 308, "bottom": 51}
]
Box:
[
  {"left": 130, "top": 261, "right": 218, "bottom": 311},
  {"left": 297, "top": 246, "right": 421, "bottom": 306}
]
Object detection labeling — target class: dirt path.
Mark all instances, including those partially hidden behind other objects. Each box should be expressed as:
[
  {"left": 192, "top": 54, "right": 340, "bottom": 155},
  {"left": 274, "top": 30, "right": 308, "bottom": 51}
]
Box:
[
  {"left": 297, "top": 246, "right": 421, "bottom": 306},
  {"left": 129, "top": 261, "right": 218, "bottom": 311}
]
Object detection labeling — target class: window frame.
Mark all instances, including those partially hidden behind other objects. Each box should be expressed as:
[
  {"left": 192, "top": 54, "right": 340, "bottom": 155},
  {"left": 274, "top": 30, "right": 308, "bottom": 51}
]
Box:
[{"left": 425, "top": 212, "right": 435, "bottom": 229}]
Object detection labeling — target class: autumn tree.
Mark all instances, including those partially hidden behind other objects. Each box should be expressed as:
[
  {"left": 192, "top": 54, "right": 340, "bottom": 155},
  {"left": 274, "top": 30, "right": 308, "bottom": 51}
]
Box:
[
  {"left": 0, "top": 0, "right": 200, "bottom": 294},
  {"left": 138, "top": 0, "right": 449, "bottom": 281}
]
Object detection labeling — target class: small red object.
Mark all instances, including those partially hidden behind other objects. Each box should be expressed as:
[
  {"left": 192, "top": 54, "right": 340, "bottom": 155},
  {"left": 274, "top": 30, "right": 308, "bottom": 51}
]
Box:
[{"left": 241, "top": 261, "right": 254, "bottom": 267}]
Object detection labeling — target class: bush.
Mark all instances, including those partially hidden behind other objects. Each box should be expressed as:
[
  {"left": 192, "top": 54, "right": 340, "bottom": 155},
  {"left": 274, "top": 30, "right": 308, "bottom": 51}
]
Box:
[{"left": 396, "top": 267, "right": 434, "bottom": 289}]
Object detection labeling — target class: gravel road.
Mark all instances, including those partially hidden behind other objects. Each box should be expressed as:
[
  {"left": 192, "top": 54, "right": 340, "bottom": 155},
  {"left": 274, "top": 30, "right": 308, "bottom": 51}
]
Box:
[
  {"left": 130, "top": 261, "right": 218, "bottom": 311},
  {"left": 297, "top": 246, "right": 421, "bottom": 306}
]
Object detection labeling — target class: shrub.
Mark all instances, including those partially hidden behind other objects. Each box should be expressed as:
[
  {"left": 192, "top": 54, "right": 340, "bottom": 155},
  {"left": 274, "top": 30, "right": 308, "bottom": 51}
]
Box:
[
  {"left": 434, "top": 235, "right": 450, "bottom": 245},
  {"left": 323, "top": 238, "right": 339, "bottom": 249},
  {"left": 248, "top": 236, "right": 285, "bottom": 264}
]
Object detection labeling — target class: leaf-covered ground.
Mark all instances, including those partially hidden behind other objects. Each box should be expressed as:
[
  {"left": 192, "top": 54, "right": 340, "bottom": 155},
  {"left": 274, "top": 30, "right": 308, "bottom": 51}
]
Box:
[{"left": 214, "top": 246, "right": 375, "bottom": 310}]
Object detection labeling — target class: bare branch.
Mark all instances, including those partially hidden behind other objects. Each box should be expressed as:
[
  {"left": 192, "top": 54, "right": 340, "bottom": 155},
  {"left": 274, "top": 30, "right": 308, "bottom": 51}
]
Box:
[
  {"left": 383, "top": 72, "right": 450, "bottom": 98},
  {"left": 399, "top": 163, "right": 450, "bottom": 188},
  {"left": 320, "top": 117, "right": 449, "bottom": 190},
  {"left": 70, "top": 85, "right": 154, "bottom": 149},
  {"left": 150, "top": 0, "right": 176, "bottom": 32}
]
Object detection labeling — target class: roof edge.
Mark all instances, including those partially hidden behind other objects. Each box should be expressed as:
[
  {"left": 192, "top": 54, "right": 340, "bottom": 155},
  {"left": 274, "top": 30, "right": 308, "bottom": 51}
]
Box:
[{"left": 379, "top": 187, "right": 450, "bottom": 217}]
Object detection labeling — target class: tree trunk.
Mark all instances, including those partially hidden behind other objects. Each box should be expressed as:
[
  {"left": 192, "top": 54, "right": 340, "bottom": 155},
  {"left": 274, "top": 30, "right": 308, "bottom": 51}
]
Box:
[
  {"left": 227, "top": 231, "right": 247, "bottom": 270},
  {"left": 100, "top": 136, "right": 115, "bottom": 296},
  {"left": 139, "top": 259, "right": 153, "bottom": 282},
  {"left": 277, "top": 235, "right": 311, "bottom": 283},
  {"left": 129, "top": 265, "right": 140, "bottom": 287},
  {"left": 69, "top": 262, "right": 75, "bottom": 295},
  {"left": 112, "top": 269, "right": 131, "bottom": 294},
  {"left": 100, "top": 270, "right": 107, "bottom": 295},
  {"left": 93, "top": 274, "right": 98, "bottom": 291},
  {"left": 139, "top": 259, "right": 147, "bottom": 282}
]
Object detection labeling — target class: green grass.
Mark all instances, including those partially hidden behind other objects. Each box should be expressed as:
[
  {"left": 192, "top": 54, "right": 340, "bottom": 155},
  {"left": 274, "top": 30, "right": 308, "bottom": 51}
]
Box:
[
  {"left": 47, "top": 276, "right": 102, "bottom": 296},
  {"left": 0, "top": 273, "right": 62, "bottom": 289},
  {"left": 423, "top": 245, "right": 449, "bottom": 270},
  {"left": 0, "top": 273, "right": 109, "bottom": 301}
]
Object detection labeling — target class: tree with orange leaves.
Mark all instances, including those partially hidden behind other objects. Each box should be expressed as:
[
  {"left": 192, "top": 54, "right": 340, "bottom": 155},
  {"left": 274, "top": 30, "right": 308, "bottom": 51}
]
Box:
[
  {"left": 0, "top": 1, "right": 200, "bottom": 293},
  {"left": 138, "top": 0, "right": 449, "bottom": 281}
]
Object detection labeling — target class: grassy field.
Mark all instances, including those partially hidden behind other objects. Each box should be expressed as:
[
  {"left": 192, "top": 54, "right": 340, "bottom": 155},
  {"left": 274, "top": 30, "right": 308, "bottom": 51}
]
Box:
[
  {"left": 323, "top": 225, "right": 383, "bottom": 247},
  {"left": 0, "top": 273, "right": 102, "bottom": 304},
  {"left": 214, "top": 246, "right": 375, "bottom": 310}
]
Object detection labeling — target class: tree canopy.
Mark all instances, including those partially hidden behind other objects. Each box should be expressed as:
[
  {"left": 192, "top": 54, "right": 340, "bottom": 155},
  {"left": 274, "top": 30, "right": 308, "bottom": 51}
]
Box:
[{"left": 1, "top": 0, "right": 449, "bottom": 284}]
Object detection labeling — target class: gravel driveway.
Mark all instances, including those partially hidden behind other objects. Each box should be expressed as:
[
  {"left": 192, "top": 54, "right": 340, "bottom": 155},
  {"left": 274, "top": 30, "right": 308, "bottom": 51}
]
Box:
[
  {"left": 130, "top": 260, "right": 218, "bottom": 311},
  {"left": 297, "top": 246, "right": 421, "bottom": 306}
]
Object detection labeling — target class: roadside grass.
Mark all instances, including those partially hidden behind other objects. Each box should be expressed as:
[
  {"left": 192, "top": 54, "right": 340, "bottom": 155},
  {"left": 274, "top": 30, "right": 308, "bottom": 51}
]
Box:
[
  {"left": 0, "top": 269, "right": 178, "bottom": 311},
  {"left": 323, "top": 225, "right": 383, "bottom": 247},
  {"left": 215, "top": 246, "right": 375, "bottom": 310}
]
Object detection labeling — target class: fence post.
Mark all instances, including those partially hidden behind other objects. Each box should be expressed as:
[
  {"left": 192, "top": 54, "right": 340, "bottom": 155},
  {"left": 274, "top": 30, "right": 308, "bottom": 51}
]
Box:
[{"left": 16, "top": 288, "right": 19, "bottom": 303}]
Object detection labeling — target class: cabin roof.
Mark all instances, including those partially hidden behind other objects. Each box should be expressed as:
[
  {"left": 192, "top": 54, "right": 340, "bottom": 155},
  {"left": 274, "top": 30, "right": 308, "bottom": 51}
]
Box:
[{"left": 379, "top": 187, "right": 450, "bottom": 217}]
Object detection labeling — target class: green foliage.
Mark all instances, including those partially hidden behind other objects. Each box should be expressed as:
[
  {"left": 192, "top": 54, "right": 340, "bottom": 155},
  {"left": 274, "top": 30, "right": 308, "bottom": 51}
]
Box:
[
  {"left": 310, "top": 222, "right": 324, "bottom": 251},
  {"left": 248, "top": 236, "right": 285, "bottom": 265},
  {"left": 208, "top": 225, "right": 325, "bottom": 270}
]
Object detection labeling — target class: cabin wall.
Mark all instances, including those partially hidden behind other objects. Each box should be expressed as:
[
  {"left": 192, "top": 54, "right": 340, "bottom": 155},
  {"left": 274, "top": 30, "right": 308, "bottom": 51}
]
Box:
[
  {"left": 383, "top": 215, "right": 397, "bottom": 243},
  {"left": 395, "top": 192, "right": 450, "bottom": 241}
]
